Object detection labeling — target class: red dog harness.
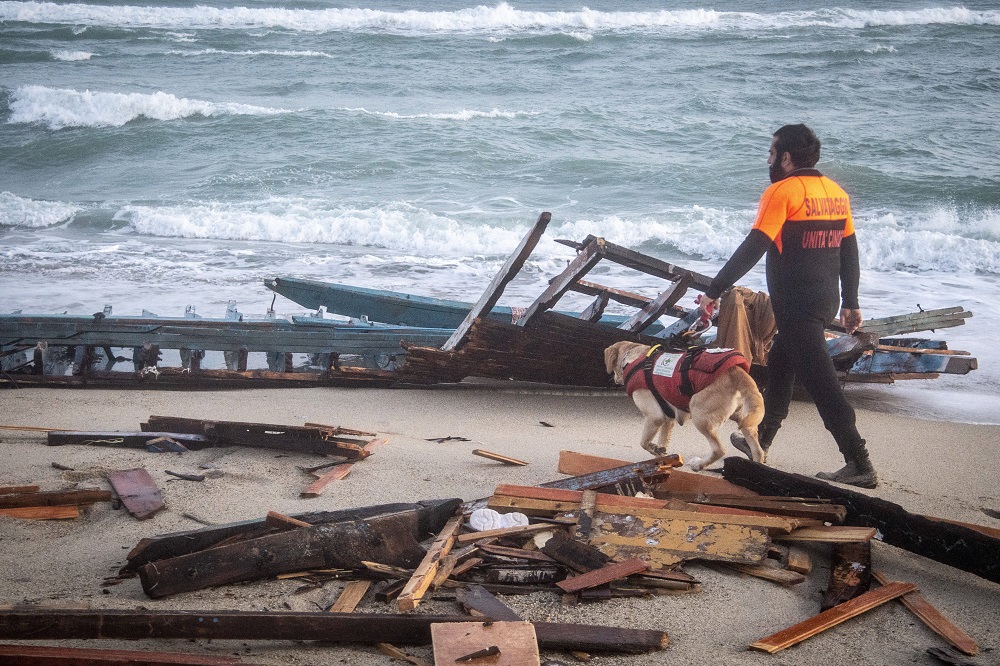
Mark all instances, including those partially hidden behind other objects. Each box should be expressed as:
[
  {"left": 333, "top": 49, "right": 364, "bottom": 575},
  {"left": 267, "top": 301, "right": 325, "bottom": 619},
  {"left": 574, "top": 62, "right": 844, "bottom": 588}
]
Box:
[{"left": 623, "top": 346, "right": 750, "bottom": 416}]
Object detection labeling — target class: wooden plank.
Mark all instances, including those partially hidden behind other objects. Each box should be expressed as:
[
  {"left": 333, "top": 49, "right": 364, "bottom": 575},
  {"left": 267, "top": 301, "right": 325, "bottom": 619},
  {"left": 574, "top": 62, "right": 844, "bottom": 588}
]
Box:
[
  {"left": 653, "top": 468, "right": 760, "bottom": 498},
  {"left": 327, "top": 580, "right": 371, "bottom": 613},
  {"left": 431, "top": 621, "right": 540, "bottom": 666},
  {"left": 300, "top": 463, "right": 354, "bottom": 498},
  {"left": 442, "top": 212, "right": 551, "bottom": 351},
  {"left": 822, "top": 541, "right": 872, "bottom": 610},
  {"left": 0, "top": 505, "right": 80, "bottom": 520},
  {"left": 589, "top": 512, "right": 771, "bottom": 568},
  {"left": 477, "top": 543, "right": 555, "bottom": 563},
  {"left": 688, "top": 496, "right": 847, "bottom": 523},
  {"left": 0, "top": 489, "right": 113, "bottom": 509},
  {"left": 375, "top": 643, "right": 431, "bottom": 666},
  {"left": 575, "top": 489, "right": 597, "bottom": 540},
  {"left": 0, "top": 644, "right": 257, "bottom": 665},
  {"left": 749, "top": 581, "right": 917, "bottom": 653},
  {"left": 556, "top": 558, "right": 648, "bottom": 593},
  {"left": 723, "top": 457, "right": 1000, "bottom": 584},
  {"left": 786, "top": 547, "right": 813, "bottom": 575},
  {"left": 397, "top": 513, "right": 464, "bottom": 611},
  {"left": 107, "top": 469, "right": 164, "bottom": 520},
  {"left": 264, "top": 511, "right": 312, "bottom": 529},
  {"left": 556, "top": 236, "right": 714, "bottom": 291},
  {"left": 471, "top": 449, "right": 528, "bottom": 466},
  {"left": 517, "top": 237, "right": 607, "bottom": 327},
  {"left": 777, "top": 526, "right": 877, "bottom": 543},
  {"left": 872, "top": 571, "right": 978, "bottom": 656},
  {"left": 557, "top": 451, "right": 632, "bottom": 476}
]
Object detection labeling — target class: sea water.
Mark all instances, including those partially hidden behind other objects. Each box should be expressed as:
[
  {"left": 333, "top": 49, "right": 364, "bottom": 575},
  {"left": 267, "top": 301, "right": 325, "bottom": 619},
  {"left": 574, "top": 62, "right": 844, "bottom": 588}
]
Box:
[{"left": 1, "top": 1, "right": 998, "bottom": 423}]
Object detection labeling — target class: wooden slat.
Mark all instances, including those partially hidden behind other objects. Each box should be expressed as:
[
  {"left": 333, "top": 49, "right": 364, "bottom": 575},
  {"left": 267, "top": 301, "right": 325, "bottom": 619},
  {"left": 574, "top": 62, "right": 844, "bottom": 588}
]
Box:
[
  {"left": 556, "top": 558, "right": 648, "bottom": 593},
  {"left": 455, "top": 524, "right": 554, "bottom": 545},
  {"left": 0, "top": 485, "right": 40, "bottom": 495},
  {"left": 0, "top": 488, "right": 113, "bottom": 509},
  {"left": 750, "top": 582, "right": 917, "bottom": 653},
  {"left": 107, "top": 469, "right": 164, "bottom": 520},
  {"left": 516, "top": 237, "right": 606, "bottom": 326},
  {"left": 397, "top": 513, "right": 464, "bottom": 611},
  {"left": 0, "top": 643, "right": 256, "bottom": 665},
  {"left": 728, "top": 563, "right": 807, "bottom": 586},
  {"left": 472, "top": 449, "right": 528, "bottom": 466},
  {"left": 375, "top": 643, "right": 431, "bottom": 666},
  {"left": 872, "top": 571, "right": 977, "bottom": 656},
  {"left": 327, "top": 580, "right": 371, "bottom": 613},
  {"left": 617, "top": 274, "right": 692, "bottom": 333},
  {"left": 300, "top": 463, "right": 354, "bottom": 497},
  {"left": 0, "top": 505, "right": 80, "bottom": 520},
  {"left": 442, "top": 212, "right": 550, "bottom": 351},
  {"left": 777, "top": 526, "right": 877, "bottom": 542},
  {"left": 264, "top": 511, "right": 312, "bottom": 529}
]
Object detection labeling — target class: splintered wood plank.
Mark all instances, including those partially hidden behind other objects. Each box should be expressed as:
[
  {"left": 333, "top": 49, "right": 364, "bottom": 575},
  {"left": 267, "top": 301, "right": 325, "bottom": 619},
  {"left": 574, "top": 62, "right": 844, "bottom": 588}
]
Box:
[
  {"left": 328, "top": 580, "right": 372, "bottom": 613},
  {"left": 454, "top": 524, "right": 553, "bottom": 545},
  {"left": 557, "top": 451, "right": 632, "bottom": 476},
  {"left": 556, "top": 557, "right": 648, "bottom": 593},
  {"left": 872, "top": 571, "right": 978, "bottom": 656},
  {"left": 750, "top": 581, "right": 917, "bottom": 653},
  {"left": 397, "top": 513, "right": 464, "bottom": 611},
  {"left": 777, "top": 526, "right": 877, "bottom": 543},
  {"left": 107, "top": 468, "right": 164, "bottom": 520},
  {"left": 728, "top": 563, "right": 807, "bottom": 586},
  {"left": 0, "top": 505, "right": 80, "bottom": 520},
  {"left": 822, "top": 541, "right": 872, "bottom": 610},
  {"left": 457, "top": 584, "right": 523, "bottom": 621},
  {"left": 0, "top": 643, "right": 257, "bottom": 665},
  {"left": 575, "top": 489, "right": 598, "bottom": 540},
  {"left": 786, "top": 547, "right": 813, "bottom": 575},
  {"left": 431, "top": 621, "right": 540, "bottom": 666},
  {"left": 375, "top": 643, "right": 432, "bottom": 666},
  {"left": 472, "top": 449, "right": 528, "bottom": 466},
  {"left": 300, "top": 463, "right": 354, "bottom": 498},
  {"left": 264, "top": 511, "right": 312, "bottom": 529},
  {"left": 588, "top": 511, "right": 770, "bottom": 568}
]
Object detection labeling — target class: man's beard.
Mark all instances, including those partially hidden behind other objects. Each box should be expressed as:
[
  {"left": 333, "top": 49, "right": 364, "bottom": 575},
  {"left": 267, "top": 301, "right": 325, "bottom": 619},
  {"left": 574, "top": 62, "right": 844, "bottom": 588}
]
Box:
[{"left": 769, "top": 159, "right": 786, "bottom": 183}]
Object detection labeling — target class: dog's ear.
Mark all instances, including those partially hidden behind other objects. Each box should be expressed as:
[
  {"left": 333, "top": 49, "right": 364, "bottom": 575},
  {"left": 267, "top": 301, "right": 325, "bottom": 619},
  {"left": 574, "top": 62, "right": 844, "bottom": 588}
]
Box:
[{"left": 604, "top": 343, "right": 620, "bottom": 375}]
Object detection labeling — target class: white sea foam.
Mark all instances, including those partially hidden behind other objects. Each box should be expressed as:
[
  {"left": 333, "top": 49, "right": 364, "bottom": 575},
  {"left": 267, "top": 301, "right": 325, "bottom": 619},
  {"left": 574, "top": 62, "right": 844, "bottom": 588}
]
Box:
[
  {"left": 342, "top": 107, "right": 539, "bottom": 121},
  {"left": 0, "top": 192, "right": 79, "bottom": 228},
  {"left": 8, "top": 85, "right": 291, "bottom": 129},
  {"left": 2, "top": 2, "right": 995, "bottom": 35},
  {"left": 169, "top": 48, "right": 335, "bottom": 59},
  {"left": 51, "top": 49, "right": 93, "bottom": 60}
]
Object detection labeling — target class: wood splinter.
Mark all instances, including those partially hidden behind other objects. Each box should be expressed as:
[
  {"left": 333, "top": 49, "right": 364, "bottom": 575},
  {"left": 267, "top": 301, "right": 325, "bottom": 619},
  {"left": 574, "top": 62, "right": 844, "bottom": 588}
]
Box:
[
  {"left": 456, "top": 645, "right": 501, "bottom": 662},
  {"left": 472, "top": 449, "right": 528, "bottom": 466}
]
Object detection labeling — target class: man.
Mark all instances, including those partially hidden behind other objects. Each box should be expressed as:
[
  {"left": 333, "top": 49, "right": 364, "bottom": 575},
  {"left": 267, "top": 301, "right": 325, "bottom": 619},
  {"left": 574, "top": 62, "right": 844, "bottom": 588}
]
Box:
[{"left": 698, "top": 124, "right": 877, "bottom": 488}]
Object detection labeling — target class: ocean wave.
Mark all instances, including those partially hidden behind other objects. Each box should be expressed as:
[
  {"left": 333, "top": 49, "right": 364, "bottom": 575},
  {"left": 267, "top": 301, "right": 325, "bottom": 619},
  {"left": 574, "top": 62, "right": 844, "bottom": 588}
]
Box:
[
  {"left": 169, "top": 48, "right": 335, "bottom": 59},
  {"left": 1, "top": 2, "right": 996, "bottom": 35},
  {"left": 51, "top": 49, "right": 93, "bottom": 61},
  {"left": 8, "top": 85, "right": 291, "bottom": 129},
  {"left": 0, "top": 192, "right": 79, "bottom": 228}
]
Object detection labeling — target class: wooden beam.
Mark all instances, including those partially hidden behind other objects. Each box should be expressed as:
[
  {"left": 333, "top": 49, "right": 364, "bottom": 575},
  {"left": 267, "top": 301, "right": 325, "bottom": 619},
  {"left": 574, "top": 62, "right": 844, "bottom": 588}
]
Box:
[
  {"left": 872, "top": 571, "right": 978, "bottom": 656},
  {"left": 397, "top": 513, "right": 464, "bottom": 611},
  {"left": 300, "top": 463, "right": 354, "bottom": 497},
  {"left": 723, "top": 457, "right": 1000, "bottom": 584},
  {"left": 0, "top": 489, "right": 113, "bottom": 509},
  {"left": 0, "top": 609, "right": 668, "bottom": 653},
  {"left": 442, "top": 212, "right": 551, "bottom": 351},
  {"left": 0, "top": 506, "right": 80, "bottom": 520},
  {"left": 617, "top": 274, "right": 692, "bottom": 333},
  {"left": 516, "top": 237, "right": 606, "bottom": 327},
  {"left": 749, "top": 581, "right": 917, "bottom": 653},
  {"left": 554, "top": 236, "right": 713, "bottom": 291}
]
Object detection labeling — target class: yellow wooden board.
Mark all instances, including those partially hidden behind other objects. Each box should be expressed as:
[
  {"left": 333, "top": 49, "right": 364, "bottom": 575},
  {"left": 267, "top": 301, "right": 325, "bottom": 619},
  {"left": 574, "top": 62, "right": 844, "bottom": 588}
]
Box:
[
  {"left": 431, "top": 621, "right": 539, "bottom": 666},
  {"left": 588, "top": 511, "right": 770, "bottom": 568}
]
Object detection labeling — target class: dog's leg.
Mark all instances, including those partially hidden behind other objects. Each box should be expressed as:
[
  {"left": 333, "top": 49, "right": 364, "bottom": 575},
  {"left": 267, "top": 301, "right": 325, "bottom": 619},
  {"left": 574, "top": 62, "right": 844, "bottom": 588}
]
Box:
[
  {"left": 633, "top": 389, "right": 668, "bottom": 456},
  {"left": 655, "top": 418, "right": 675, "bottom": 456},
  {"left": 689, "top": 422, "right": 726, "bottom": 471},
  {"left": 738, "top": 425, "right": 766, "bottom": 464}
]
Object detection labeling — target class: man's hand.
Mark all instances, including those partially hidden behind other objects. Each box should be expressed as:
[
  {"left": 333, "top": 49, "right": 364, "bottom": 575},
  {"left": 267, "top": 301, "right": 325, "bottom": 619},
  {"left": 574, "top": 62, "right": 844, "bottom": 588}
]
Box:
[
  {"left": 697, "top": 295, "right": 719, "bottom": 319},
  {"left": 840, "top": 308, "right": 863, "bottom": 334}
]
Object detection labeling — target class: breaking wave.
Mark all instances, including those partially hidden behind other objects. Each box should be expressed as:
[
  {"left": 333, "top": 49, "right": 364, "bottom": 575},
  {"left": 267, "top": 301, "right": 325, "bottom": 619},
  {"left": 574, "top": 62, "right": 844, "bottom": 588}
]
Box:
[
  {"left": 8, "top": 85, "right": 290, "bottom": 129},
  {"left": 0, "top": 192, "right": 79, "bottom": 228},
  {"left": 1, "top": 2, "right": 996, "bottom": 36}
]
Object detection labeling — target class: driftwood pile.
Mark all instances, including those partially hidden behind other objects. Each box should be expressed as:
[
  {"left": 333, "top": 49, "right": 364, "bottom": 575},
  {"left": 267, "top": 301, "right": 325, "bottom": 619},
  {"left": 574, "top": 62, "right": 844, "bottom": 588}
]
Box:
[{"left": 1, "top": 434, "right": 996, "bottom": 665}]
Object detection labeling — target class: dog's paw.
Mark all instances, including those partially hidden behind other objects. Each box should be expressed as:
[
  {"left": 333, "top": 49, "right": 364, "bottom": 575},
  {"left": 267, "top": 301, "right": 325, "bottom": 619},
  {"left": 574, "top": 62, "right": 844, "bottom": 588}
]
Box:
[{"left": 641, "top": 442, "right": 667, "bottom": 456}]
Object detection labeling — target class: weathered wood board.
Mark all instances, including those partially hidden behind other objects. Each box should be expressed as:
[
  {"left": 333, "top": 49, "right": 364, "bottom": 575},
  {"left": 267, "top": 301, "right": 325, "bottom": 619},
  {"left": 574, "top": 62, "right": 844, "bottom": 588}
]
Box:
[{"left": 431, "top": 621, "right": 540, "bottom": 666}]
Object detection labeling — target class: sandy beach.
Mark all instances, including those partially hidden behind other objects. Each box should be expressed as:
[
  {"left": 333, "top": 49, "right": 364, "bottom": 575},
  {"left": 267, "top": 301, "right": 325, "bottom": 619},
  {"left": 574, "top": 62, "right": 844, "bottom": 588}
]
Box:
[{"left": 1, "top": 382, "right": 999, "bottom": 666}]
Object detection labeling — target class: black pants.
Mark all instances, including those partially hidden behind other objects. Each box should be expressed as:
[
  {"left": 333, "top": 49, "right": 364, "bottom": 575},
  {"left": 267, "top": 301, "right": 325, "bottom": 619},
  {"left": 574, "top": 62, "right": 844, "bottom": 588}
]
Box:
[{"left": 761, "top": 315, "right": 867, "bottom": 459}]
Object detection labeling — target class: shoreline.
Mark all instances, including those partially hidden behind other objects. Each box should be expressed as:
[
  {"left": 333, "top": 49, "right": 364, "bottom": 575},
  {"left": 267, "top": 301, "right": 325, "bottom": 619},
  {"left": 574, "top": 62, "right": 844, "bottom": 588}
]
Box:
[{"left": 2, "top": 384, "right": 999, "bottom": 665}]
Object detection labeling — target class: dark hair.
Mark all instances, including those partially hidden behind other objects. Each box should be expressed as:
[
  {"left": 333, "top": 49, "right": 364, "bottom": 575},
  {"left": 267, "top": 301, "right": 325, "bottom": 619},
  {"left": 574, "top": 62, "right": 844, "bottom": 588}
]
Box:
[{"left": 773, "top": 124, "right": 820, "bottom": 168}]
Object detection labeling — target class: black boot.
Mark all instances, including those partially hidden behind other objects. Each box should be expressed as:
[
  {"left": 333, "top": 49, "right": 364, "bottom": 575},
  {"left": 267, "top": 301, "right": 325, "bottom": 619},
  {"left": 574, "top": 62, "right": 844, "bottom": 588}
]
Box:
[
  {"left": 730, "top": 424, "right": 778, "bottom": 463},
  {"left": 816, "top": 447, "right": 878, "bottom": 489}
]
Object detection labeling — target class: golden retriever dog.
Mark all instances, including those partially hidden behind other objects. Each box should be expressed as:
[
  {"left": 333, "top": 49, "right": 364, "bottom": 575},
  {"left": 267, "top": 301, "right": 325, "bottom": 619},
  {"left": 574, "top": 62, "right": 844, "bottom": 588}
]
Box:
[{"left": 604, "top": 341, "right": 765, "bottom": 471}]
